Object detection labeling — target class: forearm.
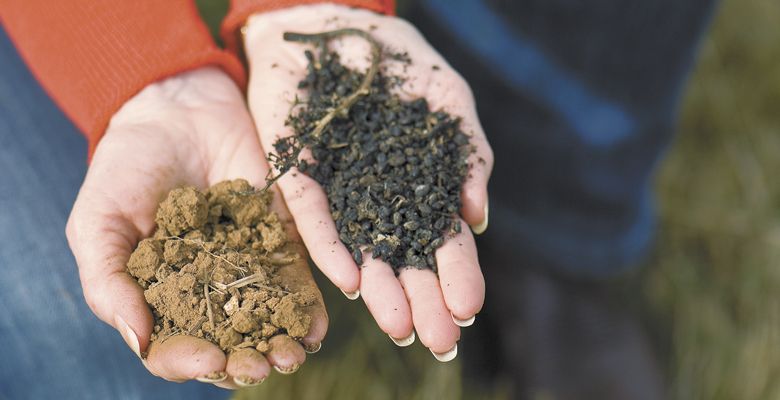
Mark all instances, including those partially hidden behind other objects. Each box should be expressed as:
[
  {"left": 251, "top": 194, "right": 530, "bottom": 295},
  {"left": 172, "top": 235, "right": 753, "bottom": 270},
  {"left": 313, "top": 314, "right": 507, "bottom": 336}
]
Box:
[{"left": 1, "top": 0, "right": 245, "bottom": 156}]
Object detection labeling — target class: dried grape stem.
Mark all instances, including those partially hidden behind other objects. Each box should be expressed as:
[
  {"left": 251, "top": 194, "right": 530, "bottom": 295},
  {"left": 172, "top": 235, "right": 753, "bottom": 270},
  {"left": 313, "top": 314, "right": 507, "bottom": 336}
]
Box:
[
  {"left": 261, "top": 28, "right": 382, "bottom": 192},
  {"left": 283, "top": 28, "right": 381, "bottom": 139}
]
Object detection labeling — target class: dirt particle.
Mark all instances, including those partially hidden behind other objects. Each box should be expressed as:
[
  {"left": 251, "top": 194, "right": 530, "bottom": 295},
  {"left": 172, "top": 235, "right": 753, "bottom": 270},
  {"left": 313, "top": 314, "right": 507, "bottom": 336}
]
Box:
[
  {"left": 127, "top": 239, "right": 162, "bottom": 282},
  {"left": 256, "top": 340, "right": 270, "bottom": 353},
  {"left": 155, "top": 186, "right": 208, "bottom": 236}
]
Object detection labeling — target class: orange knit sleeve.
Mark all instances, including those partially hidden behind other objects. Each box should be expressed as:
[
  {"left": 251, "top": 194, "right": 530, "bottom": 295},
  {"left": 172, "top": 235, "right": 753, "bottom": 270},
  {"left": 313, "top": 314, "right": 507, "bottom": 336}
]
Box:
[
  {"left": 220, "top": 0, "right": 396, "bottom": 55},
  {"left": 1, "top": 0, "right": 246, "bottom": 156}
]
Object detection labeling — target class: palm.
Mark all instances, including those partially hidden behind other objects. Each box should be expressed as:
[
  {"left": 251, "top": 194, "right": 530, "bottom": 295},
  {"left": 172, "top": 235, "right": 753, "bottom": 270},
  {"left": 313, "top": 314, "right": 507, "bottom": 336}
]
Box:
[
  {"left": 66, "top": 68, "right": 326, "bottom": 388},
  {"left": 244, "top": 5, "right": 493, "bottom": 358}
]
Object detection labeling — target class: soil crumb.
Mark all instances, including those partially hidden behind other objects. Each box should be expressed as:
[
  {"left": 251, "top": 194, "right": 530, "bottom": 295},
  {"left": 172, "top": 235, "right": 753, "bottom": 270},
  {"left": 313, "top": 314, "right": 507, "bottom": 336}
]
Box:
[{"left": 126, "top": 180, "right": 315, "bottom": 353}]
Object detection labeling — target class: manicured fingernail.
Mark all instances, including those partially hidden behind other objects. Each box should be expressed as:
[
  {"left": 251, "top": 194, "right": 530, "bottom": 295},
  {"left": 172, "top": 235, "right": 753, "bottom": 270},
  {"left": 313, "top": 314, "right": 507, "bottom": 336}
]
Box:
[
  {"left": 431, "top": 344, "right": 458, "bottom": 362},
  {"left": 389, "top": 331, "right": 416, "bottom": 347},
  {"left": 274, "top": 363, "right": 300, "bottom": 375},
  {"left": 304, "top": 342, "right": 322, "bottom": 354},
  {"left": 115, "top": 315, "right": 141, "bottom": 358},
  {"left": 452, "top": 313, "right": 476, "bottom": 327},
  {"left": 196, "top": 371, "right": 227, "bottom": 383},
  {"left": 341, "top": 289, "right": 360, "bottom": 300},
  {"left": 471, "top": 202, "right": 489, "bottom": 235},
  {"left": 234, "top": 375, "right": 265, "bottom": 387}
]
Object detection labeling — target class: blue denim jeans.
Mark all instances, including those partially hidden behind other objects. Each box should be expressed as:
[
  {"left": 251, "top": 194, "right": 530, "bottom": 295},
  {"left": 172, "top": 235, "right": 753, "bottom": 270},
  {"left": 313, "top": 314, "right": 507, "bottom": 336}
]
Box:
[{"left": 0, "top": 28, "right": 226, "bottom": 400}]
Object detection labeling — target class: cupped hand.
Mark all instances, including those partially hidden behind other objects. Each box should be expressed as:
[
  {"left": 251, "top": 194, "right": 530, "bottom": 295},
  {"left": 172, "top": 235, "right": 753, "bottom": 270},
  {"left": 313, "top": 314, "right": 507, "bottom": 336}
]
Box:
[
  {"left": 65, "top": 67, "right": 327, "bottom": 389},
  {"left": 243, "top": 5, "right": 493, "bottom": 360}
]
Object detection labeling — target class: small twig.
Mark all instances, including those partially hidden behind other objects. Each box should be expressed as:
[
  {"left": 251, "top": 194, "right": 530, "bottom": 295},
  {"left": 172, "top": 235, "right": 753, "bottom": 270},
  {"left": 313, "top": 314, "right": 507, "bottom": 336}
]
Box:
[
  {"left": 204, "top": 283, "right": 215, "bottom": 333},
  {"left": 164, "top": 236, "right": 247, "bottom": 273},
  {"left": 189, "top": 316, "right": 208, "bottom": 335},
  {"left": 211, "top": 272, "right": 289, "bottom": 294},
  {"left": 208, "top": 284, "right": 226, "bottom": 295}
]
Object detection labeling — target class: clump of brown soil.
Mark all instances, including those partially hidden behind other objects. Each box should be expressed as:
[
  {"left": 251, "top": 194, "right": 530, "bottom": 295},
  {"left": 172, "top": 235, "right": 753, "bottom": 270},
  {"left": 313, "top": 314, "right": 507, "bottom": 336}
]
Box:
[{"left": 126, "top": 180, "right": 315, "bottom": 354}]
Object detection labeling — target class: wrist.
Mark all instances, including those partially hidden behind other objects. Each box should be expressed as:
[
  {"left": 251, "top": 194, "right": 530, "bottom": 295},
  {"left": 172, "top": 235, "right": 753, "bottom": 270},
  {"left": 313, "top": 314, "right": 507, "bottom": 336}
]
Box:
[
  {"left": 225, "top": 1, "right": 395, "bottom": 54},
  {"left": 108, "top": 67, "right": 238, "bottom": 130},
  {"left": 242, "top": 4, "right": 388, "bottom": 59}
]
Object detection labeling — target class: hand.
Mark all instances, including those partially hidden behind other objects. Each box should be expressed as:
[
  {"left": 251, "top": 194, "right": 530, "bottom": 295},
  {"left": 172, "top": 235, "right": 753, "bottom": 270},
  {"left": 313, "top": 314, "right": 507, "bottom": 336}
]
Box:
[
  {"left": 243, "top": 4, "right": 493, "bottom": 359},
  {"left": 65, "top": 67, "right": 327, "bottom": 388}
]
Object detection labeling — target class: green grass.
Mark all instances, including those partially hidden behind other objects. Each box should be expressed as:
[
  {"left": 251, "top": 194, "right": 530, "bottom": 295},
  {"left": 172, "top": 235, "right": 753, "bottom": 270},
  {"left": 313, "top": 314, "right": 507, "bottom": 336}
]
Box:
[
  {"left": 222, "top": 0, "right": 780, "bottom": 398},
  {"left": 644, "top": 0, "right": 780, "bottom": 399}
]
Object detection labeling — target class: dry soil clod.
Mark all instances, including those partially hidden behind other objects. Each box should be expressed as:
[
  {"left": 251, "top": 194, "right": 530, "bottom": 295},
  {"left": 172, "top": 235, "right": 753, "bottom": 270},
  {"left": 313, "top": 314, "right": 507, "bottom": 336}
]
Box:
[{"left": 126, "top": 180, "right": 316, "bottom": 354}]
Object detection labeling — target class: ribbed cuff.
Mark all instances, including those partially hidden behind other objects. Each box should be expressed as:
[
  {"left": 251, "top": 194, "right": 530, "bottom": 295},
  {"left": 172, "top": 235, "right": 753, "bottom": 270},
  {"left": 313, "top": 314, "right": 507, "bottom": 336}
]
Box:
[
  {"left": 220, "top": 0, "right": 396, "bottom": 55},
  {"left": 2, "top": 0, "right": 247, "bottom": 157}
]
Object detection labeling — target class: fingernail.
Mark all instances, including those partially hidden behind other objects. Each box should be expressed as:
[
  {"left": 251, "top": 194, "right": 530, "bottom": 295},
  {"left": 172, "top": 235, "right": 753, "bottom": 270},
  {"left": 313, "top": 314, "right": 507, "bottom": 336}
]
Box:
[
  {"left": 304, "top": 342, "right": 322, "bottom": 354},
  {"left": 431, "top": 344, "right": 458, "bottom": 362},
  {"left": 341, "top": 289, "right": 360, "bottom": 300},
  {"left": 196, "top": 371, "right": 227, "bottom": 383},
  {"left": 115, "top": 315, "right": 141, "bottom": 358},
  {"left": 234, "top": 375, "right": 265, "bottom": 387},
  {"left": 452, "top": 313, "right": 476, "bottom": 327},
  {"left": 389, "top": 331, "right": 416, "bottom": 347},
  {"left": 274, "top": 363, "right": 300, "bottom": 375},
  {"left": 471, "top": 202, "right": 489, "bottom": 235}
]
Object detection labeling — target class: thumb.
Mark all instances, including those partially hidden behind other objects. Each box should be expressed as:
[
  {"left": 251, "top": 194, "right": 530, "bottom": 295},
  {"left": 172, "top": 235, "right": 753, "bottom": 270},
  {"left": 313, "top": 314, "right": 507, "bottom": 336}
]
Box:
[{"left": 66, "top": 205, "right": 154, "bottom": 358}]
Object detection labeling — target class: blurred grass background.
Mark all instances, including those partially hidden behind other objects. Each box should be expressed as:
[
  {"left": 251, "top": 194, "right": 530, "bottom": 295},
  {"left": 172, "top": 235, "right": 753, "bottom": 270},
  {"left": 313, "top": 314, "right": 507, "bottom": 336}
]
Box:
[
  {"left": 195, "top": 0, "right": 780, "bottom": 398},
  {"left": 644, "top": 0, "right": 780, "bottom": 399}
]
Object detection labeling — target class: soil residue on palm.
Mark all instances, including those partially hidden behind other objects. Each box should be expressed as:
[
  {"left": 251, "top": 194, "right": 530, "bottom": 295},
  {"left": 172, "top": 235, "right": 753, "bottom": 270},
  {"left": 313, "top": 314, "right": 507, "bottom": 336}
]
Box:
[{"left": 126, "top": 180, "right": 315, "bottom": 354}]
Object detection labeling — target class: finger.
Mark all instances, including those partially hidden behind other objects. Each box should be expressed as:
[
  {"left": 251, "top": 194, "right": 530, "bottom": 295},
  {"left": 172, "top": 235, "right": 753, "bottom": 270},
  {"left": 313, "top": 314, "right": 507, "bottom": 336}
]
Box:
[
  {"left": 436, "top": 221, "right": 485, "bottom": 325},
  {"left": 425, "top": 72, "right": 493, "bottom": 232},
  {"left": 275, "top": 242, "right": 329, "bottom": 350},
  {"left": 359, "top": 254, "right": 414, "bottom": 341},
  {"left": 265, "top": 162, "right": 363, "bottom": 295},
  {"left": 145, "top": 335, "right": 227, "bottom": 382},
  {"left": 226, "top": 348, "right": 271, "bottom": 387},
  {"left": 398, "top": 268, "right": 460, "bottom": 356},
  {"left": 266, "top": 334, "right": 307, "bottom": 374},
  {"left": 66, "top": 207, "right": 153, "bottom": 358}
]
